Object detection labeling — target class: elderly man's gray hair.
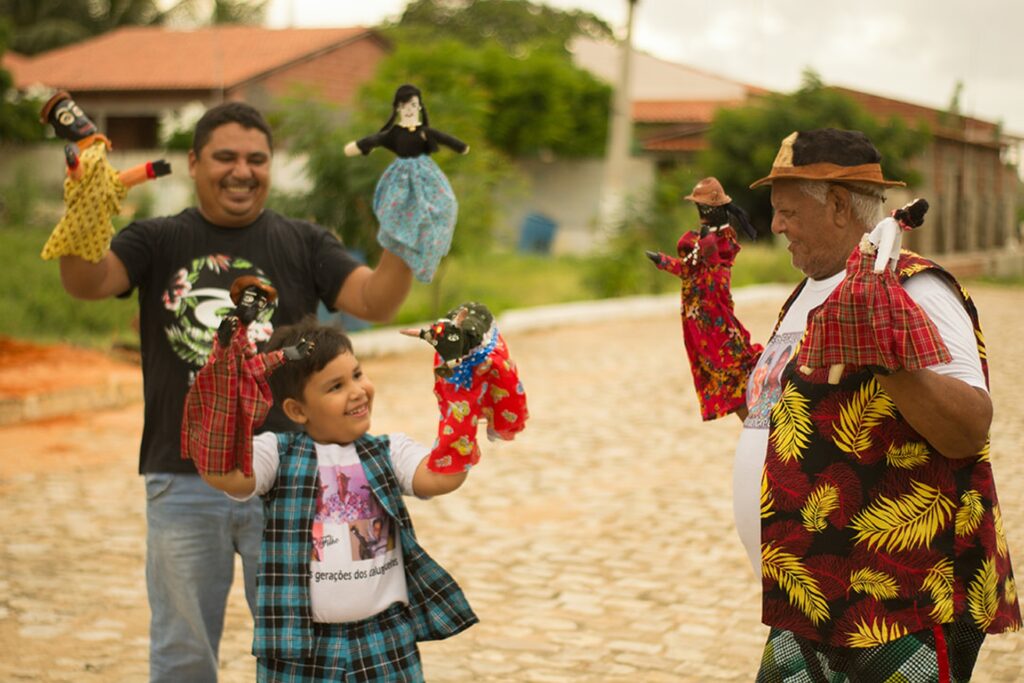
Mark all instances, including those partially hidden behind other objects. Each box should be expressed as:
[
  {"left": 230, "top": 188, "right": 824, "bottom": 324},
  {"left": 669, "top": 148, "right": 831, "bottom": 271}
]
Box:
[{"left": 796, "top": 180, "right": 885, "bottom": 227}]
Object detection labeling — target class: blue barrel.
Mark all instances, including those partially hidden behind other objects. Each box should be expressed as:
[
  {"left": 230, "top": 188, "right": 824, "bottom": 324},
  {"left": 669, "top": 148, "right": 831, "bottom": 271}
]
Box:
[{"left": 518, "top": 212, "right": 557, "bottom": 254}]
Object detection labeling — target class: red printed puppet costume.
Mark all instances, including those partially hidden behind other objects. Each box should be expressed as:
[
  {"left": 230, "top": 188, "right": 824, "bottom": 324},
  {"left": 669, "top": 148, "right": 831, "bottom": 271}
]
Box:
[
  {"left": 649, "top": 178, "right": 763, "bottom": 420},
  {"left": 406, "top": 304, "right": 528, "bottom": 474}
]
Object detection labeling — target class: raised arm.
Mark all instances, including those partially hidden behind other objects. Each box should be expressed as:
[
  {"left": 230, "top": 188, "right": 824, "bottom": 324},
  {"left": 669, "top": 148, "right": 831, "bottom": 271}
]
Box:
[
  {"left": 412, "top": 458, "right": 468, "bottom": 497},
  {"left": 873, "top": 371, "right": 990, "bottom": 459},
  {"left": 59, "top": 252, "right": 131, "bottom": 300},
  {"left": 427, "top": 128, "right": 469, "bottom": 154},
  {"left": 332, "top": 251, "right": 413, "bottom": 322}
]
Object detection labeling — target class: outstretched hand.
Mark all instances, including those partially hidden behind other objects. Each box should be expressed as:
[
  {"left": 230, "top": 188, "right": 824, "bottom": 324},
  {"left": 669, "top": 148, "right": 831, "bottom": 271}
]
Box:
[{"left": 645, "top": 250, "right": 664, "bottom": 268}]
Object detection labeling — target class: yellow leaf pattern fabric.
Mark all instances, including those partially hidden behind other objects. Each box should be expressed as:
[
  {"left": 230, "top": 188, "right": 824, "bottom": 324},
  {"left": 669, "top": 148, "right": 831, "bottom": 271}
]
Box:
[
  {"left": 831, "top": 380, "right": 895, "bottom": 458},
  {"left": 761, "top": 543, "right": 830, "bottom": 625},
  {"left": 922, "top": 558, "right": 954, "bottom": 623},
  {"left": 760, "top": 469, "right": 774, "bottom": 519},
  {"left": 845, "top": 618, "right": 909, "bottom": 648},
  {"left": 994, "top": 505, "right": 1008, "bottom": 558},
  {"left": 760, "top": 252, "right": 1020, "bottom": 645},
  {"left": 848, "top": 480, "right": 955, "bottom": 553},
  {"left": 884, "top": 442, "right": 930, "bottom": 469},
  {"left": 769, "top": 383, "right": 813, "bottom": 463},
  {"left": 801, "top": 484, "right": 840, "bottom": 532},
  {"left": 848, "top": 568, "right": 900, "bottom": 600},
  {"left": 955, "top": 490, "right": 984, "bottom": 538},
  {"left": 968, "top": 558, "right": 999, "bottom": 631}
]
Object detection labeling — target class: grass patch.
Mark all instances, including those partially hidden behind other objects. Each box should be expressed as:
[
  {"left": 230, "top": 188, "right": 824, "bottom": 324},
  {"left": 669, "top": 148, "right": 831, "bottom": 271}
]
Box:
[
  {"left": 394, "top": 251, "right": 597, "bottom": 323},
  {"left": 1, "top": 221, "right": 800, "bottom": 346},
  {"left": 0, "top": 223, "right": 138, "bottom": 347}
]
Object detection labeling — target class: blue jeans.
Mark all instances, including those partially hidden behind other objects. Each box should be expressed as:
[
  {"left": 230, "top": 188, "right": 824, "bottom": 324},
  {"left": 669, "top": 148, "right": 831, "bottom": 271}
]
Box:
[{"left": 145, "top": 473, "right": 263, "bottom": 683}]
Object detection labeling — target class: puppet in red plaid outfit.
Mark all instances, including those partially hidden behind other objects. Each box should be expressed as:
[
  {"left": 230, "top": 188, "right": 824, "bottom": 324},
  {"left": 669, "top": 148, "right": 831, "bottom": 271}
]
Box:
[
  {"left": 645, "top": 177, "right": 764, "bottom": 420},
  {"left": 38, "top": 91, "right": 171, "bottom": 263},
  {"left": 401, "top": 302, "right": 528, "bottom": 473},
  {"left": 797, "top": 198, "right": 951, "bottom": 384},
  {"left": 181, "top": 276, "right": 312, "bottom": 476}
]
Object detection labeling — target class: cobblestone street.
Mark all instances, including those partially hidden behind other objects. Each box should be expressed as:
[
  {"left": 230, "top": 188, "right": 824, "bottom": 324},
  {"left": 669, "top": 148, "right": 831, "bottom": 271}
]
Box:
[{"left": 1, "top": 286, "right": 1021, "bottom": 682}]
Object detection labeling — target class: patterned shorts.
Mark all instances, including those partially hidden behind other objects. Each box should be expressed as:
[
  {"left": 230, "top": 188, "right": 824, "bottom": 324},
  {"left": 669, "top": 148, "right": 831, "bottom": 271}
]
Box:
[
  {"left": 257, "top": 602, "right": 423, "bottom": 683},
  {"left": 756, "top": 620, "right": 985, "bottom": 683}
]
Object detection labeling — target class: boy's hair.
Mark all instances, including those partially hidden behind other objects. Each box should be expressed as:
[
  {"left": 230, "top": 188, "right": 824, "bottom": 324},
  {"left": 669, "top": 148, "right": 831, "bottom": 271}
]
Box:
[
  {"left": 265, "top": 317, "right": 354, "bottom": 404},
  {"left": 192, "top": 101, "right": 274, "bottom": 157}
]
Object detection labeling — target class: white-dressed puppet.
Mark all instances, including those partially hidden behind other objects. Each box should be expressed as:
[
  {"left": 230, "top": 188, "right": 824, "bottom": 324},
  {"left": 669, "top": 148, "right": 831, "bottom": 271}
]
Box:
[
  {"left": 797, "top": 198, "right": 951, "bottom": 383},
  {"left": 344, "top": 84, "right": 468, "bottom": 283}
]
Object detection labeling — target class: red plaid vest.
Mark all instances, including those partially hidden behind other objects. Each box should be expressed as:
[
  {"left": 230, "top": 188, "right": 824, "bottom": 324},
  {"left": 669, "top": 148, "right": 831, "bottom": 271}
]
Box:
[{"left": 761, "top": 251, "right": 1021, "bottom": 647}]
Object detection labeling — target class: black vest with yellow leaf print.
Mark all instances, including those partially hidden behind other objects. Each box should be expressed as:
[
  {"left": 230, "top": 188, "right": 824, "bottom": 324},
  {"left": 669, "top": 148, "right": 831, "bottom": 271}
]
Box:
[{"left": 761, "top": 250, "right": 1020, "bottom": 647}]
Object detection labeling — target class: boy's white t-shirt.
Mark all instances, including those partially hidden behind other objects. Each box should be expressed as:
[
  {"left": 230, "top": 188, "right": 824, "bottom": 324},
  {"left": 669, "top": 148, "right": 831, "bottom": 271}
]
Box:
[
  {"left": 732, "top": 270, "right": 986, "bottom": 576},
  {"left": 240, "top": 431, "right": 427, "bottom": 623}
]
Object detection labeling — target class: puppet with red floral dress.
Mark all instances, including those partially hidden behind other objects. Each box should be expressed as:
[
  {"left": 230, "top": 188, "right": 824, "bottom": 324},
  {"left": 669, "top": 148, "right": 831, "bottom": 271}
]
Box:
[
  {"left": 402, "top": 302, "right": 528, "bottom": 474},
  {"left": 797, "top": 198, "right": 951, "bottom": 383},
  {"left": 645, "top": 177, "right": 763, "bottom": 420}
]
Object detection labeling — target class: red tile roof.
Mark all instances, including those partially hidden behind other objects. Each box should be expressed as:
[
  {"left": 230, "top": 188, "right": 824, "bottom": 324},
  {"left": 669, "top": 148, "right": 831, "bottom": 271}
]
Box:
[
  {"left": 633, "top": 100, "right": 746, "bottom": 124},
  {"left": 10, "top": 25, "right": 379, "bottom": 92},
  {"left": 830, "top": 86, "right": 1003, "bottom": 144}
]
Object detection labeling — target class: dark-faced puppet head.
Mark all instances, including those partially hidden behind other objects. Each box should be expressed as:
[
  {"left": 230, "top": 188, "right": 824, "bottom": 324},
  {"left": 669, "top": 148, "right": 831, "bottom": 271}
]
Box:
[
  {"left": 40, "top": 91, "right": 99, "bottom": 142},
  {"left": 684, "top": 177, "right": 757, "bottom": 240},
  {"left": 401, "top": 301, "right": 494, "bottom": 377}
]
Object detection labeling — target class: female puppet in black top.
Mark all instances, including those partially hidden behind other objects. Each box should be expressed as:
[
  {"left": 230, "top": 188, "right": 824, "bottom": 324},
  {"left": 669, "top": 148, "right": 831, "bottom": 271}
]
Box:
[{"left": 345, "top": 84, "right": 468, "bottom": 283}]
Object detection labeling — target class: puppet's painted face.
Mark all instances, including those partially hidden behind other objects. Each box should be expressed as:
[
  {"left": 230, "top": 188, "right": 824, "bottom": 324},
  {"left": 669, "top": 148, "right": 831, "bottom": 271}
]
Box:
[
  {"left": 696, "top": 203, "right": 728, "bottom": 228},
  {"left": 49, "top": 99, "right": 99, "bottom": 142},
  {"left": 397, "top": 96, "right": 422, "bottom": 126}
]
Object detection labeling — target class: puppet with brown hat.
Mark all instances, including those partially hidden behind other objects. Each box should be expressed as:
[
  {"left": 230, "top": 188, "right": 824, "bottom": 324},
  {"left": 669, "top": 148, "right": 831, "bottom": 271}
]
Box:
[
  {"left": 644, "top": 177, "right": 763, "bottom": 420},
  {"left": 38, "top": 91, "right": 171, "bottom": 263}
]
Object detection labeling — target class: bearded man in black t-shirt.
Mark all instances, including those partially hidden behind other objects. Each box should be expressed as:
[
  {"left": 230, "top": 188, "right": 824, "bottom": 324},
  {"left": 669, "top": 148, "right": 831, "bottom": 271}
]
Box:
[{"left": 58, "top": 102, "right": 414, "bottom": 683}]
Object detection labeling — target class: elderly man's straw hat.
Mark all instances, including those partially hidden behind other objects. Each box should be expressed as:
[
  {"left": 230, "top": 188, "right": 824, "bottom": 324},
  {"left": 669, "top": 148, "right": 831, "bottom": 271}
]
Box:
[{"left": 750, "top": 128, "right": 905, "bottom": 189}]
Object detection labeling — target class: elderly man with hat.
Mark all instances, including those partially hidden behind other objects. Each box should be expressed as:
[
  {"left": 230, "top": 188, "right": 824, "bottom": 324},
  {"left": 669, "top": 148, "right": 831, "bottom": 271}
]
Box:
[{"left": 730, "top": 129, "right": 1019, "bottom": 681}]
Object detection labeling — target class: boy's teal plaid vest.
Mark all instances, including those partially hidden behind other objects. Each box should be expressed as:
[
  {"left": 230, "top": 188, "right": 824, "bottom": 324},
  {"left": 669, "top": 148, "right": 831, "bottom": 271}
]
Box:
[
  {"left": 761, "top": 252, "right": 1020, "bottom": 647},
  {"left": 253, "top": 432, "right": 478, "bottom": 659}
]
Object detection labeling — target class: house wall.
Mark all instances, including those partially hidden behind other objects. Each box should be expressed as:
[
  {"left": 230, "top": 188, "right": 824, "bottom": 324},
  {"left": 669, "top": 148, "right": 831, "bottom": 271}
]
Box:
[
  {"left": 498, "top": 157, "right": 657, "bottom": 254},
  {"left": 235, "top": 37, "right": 387, "bottom": 108}
]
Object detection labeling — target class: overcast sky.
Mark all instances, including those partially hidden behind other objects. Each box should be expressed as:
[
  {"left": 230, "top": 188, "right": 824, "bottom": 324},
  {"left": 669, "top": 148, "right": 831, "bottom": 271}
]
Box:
[{"left": 263, "top": 0, "right": 1024, "bottom": 136}]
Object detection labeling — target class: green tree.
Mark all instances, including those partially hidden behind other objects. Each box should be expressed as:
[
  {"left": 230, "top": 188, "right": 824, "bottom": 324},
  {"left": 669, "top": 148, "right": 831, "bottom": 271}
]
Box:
[
  {"left": 0, "top": 19, "right": 45, "bottom": 142},
  {"left": 0, "top": 0, "right": 171, "bottom": 55},
  {"left": 164, "top": 0, "right": 267, "bottom": 26},
  {"left": 701, "top": 70, "right": 929, "bottom": 233},
  {"left": 393, "top": 0, "right": 613, "bottom": 55}
]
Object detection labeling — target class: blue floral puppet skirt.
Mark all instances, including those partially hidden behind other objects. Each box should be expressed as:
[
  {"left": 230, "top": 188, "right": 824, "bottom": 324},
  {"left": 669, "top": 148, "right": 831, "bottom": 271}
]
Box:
[{"left": 373, "top": 156, "right": 458, "bottom": 283}]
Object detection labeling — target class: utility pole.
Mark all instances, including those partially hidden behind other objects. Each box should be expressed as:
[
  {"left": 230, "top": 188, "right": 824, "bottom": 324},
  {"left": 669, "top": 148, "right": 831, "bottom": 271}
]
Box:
[{"left": 598, "top": 0, "right": 638, "bottom": 235}]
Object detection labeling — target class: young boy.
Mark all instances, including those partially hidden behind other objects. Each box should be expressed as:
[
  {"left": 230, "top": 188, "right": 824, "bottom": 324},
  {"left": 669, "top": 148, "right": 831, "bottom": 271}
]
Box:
[{"left": 197, "top": 318, "right": 477, "bottom": 682}]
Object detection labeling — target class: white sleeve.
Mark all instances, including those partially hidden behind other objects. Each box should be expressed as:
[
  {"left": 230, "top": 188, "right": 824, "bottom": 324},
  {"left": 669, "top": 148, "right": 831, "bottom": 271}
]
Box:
[
  {"left": 225, "top": 431, "right": 281, "bottom": 501},
  {"left": 387, "top": 432, "right": 430, "bottom": 497},
  {"left": 902, "top": 271, "right": 987, "bottom": 392}
]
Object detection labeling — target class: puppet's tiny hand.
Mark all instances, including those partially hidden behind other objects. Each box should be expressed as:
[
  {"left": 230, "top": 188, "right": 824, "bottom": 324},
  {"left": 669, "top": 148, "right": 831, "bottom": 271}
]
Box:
[
  {"left": 461, "top": 146, "right": 470, "bottom": 155},
  {"left": 645, "top": 250, "right": 666, "bottom": 268},
  {"left": 151, "top": 159, "right": 172, "bottom": 178},
  {"left": 343, "top": 141, "right": 360, "bottom": 157}
]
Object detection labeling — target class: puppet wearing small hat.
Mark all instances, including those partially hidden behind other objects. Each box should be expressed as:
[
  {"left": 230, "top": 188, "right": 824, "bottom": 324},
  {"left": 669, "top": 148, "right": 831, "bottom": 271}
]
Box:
[
  {"left": 645, "top": 177, "right": 763, "bottom": 420},
  {"left": 344, "top": 84, "right": 468, "bottom": 283},
  {"left": 39, "top": 91, "right": 171, "bottom": 263},
  {"left": 181, "top": 277, "right": 313, "bottom": 476},
  {"left": 401, "top": 301, "right": 528, "bottom": 473},
  {"left": 797, "top": 197, "right": 950, "bottom": 383}
]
